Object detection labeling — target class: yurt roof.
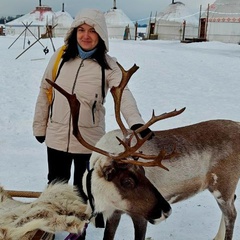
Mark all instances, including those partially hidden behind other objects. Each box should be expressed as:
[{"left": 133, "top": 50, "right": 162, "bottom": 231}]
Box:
[
  {"left": 157, "top": 2, "right": 199, "bottom": 25},
  {"left": 206, "top": 0, "right": 240, "bottom": 22},
  {"left": 104, "top": 8, "right": 134, "bottom": 27},
  {"left": 6, "top": 5, "right": 55, "bottom": 27},
  {"left": 55, "top": 11, "right": 73, "bottom": 27}
]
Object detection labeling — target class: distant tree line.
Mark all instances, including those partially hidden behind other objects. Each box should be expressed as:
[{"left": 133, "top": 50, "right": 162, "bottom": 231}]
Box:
[{"left": 0, "top": 15, "right": 24, "bottom": 24}]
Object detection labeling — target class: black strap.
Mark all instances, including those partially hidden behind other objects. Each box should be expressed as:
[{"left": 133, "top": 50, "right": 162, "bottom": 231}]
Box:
[
  {"left": 95, "top": 213, "right": 105, "bottom": 228},
  {"left": 86, "top": 169, "right": 105, "bottom": 228},
  {"left": 55, "top": 59, "right": 65, "bottom": 80},
  {"left": 86, "top": 169, "right": 95, "bottom": 211},
  {"left": 101, "top": 66, "right": 105, "bottom": 103}
]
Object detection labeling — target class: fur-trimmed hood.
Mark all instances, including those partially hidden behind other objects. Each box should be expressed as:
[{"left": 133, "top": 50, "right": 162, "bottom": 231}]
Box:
[{"left": 64, "top": 9, "right": 109, "bottom": 51}]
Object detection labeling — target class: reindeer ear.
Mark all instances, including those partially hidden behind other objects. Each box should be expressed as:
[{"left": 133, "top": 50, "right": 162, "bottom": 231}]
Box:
[{"left": 103, "top": 162, "right": 118, "bottom": 181}]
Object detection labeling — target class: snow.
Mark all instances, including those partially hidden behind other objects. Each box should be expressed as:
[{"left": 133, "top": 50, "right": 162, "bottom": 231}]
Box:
[{"left": 0, "top": 35, "right": 240, "bottom": 240}]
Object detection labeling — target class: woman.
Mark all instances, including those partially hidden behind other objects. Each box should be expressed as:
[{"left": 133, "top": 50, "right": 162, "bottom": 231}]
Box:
[{"left": 33, "top": 8, "right": 151, "bottom": 239}]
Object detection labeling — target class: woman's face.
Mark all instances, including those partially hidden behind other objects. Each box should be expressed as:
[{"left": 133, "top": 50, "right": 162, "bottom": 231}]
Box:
[{"left": 76, "top": 24, "right": 99, "bottom": 51}]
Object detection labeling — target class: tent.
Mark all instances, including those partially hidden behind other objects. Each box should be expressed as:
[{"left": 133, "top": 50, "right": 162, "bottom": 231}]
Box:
[
  {"left": 201, "top": 0, "right": 240, "bottom": 43},
  {"left": 150, "top": 1, "right": 199, "bottom": 40},
  {"left": 5, "top": 4, "right": 73, "bottom": 38},
  {"left": 54, "top": 10, "right": 73, "bottom": 37},
  {"left": 104, "top": 2, "right": 135, "bottom": 40},
  {"left": 5, "top": 5, "right": 55, "bottom": 38}
]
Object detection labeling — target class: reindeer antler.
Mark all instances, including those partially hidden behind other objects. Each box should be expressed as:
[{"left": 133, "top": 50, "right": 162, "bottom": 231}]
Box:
[
  {"left": 45, "top": 63, "right": 184, "bottom": 171},
  {"left": 110, "top": 62, "right": 139, "bottom": 139},
  {"left": 117, "top": 149, "right": 179, "bottom": 171},
  {"left": 135, "top": 108, "right": 186, "bottom": 134}
]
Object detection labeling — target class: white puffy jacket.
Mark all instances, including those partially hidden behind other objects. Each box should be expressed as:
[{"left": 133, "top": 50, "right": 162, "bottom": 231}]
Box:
[{"left": 33, "top": 9, "right": 144, "bottom": 153}]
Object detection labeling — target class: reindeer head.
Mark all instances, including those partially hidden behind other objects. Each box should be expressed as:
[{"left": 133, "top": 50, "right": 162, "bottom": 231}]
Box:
[
  {"left": 46, "top": 62, "right": 185, "bottom": 224},
  {"left": 79, "top": 129, "right": 172, "bottom": 224},
  {"left": 89, "top": 158, "right": 172, "bottom": 224}
]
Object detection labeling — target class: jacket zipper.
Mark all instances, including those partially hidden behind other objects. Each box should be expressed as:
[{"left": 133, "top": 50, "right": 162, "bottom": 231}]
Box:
[{"left": 67, "top": 59, "right": 84, "bottom": 152}]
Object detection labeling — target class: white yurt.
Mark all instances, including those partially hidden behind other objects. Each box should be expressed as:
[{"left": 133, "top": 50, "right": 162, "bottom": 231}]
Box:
[
  {"left": 151, "top": 1, "right": 199, "bottom": 40},
  {"left": 5, "top": 2, "right": 73, "bottom": 38},
  {"left": 202, "top": 0, "right": 240, "bottom": 43},
  {"left": 5, "top": 5, "right": 56, "bottom": 38},
  {"left": 54, "top": 4, "right": 73, "bottom": 37},
  {"left": 105, "top": 0, "right": 135, "bottom": 39}
]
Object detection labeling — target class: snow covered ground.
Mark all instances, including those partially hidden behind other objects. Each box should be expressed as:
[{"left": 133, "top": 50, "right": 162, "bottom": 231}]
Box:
[{"left": 0, "top": 35, "right": 240, "bottom": 239}]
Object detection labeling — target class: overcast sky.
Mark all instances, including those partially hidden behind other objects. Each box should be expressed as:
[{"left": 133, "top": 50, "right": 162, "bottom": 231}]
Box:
[{"left": 1, "top": 0, "right": 212, "bottom": 21}]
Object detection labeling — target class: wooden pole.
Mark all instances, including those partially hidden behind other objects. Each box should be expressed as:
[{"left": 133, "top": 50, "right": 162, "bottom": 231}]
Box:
[
  {"left": 182, "top": 20, "right": 186, "bottom": 41},
  {"left": 22, "top": 21, "right": 45, "bottom": 47},
  {"left": 15, "top": 24, "right": 57, "bottom": 59},
  {"left": 6, "top": 190, "right": 41, "bottom": 198},
  {"left": 198, "top": 5, "right": 202, "bottom": 38},
  {"left": 205, "top": 4, "right": 210, "bottom": 40},
  {"left": 8, "top": 22, "right": 33, "bottom": 49},
  {"left": 147, "top": 11, "right": 152, "bottom": 39},
  {"left": 135, "top": 21, "right": 138, "bottom": 40},
  {"left": 23, "top": 22, "right": 27, "bottom": 49}
]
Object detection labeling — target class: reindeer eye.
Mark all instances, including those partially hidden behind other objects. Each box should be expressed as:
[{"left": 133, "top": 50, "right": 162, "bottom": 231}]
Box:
[{"left": 121, "top": 177, "right": 136, "bottom": 189}]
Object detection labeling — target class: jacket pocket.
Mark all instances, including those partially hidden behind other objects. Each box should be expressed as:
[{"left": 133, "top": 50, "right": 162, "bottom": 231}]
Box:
[{"left": 77, "top": 92, "right": 104, "bottom": 128}]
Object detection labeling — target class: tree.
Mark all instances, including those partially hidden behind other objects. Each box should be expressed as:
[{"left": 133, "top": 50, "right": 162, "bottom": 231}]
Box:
[{"left": 0, "top": 14, "right": 24, "bottom": 24}]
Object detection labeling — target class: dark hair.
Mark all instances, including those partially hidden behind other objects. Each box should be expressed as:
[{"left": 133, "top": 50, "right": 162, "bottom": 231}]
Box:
[
  {"left": 62, "top": 28, "right": 111, "bottom": 70},
  {"left": 62, "top": 28, "right": 78, "bottom": 61}
]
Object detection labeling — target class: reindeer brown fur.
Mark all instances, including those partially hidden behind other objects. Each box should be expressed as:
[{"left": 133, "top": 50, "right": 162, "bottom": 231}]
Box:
[
  {"left": 46, "top": 63, "right": 240, "bottom": 240},
  {"left": 94, "top": 120, "right": 240, "bottom": 240}
]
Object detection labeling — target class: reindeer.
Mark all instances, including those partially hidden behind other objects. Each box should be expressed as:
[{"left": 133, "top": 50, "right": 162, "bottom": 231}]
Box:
[{"left": 46, "top": 63, "right": 240, "bottom": 240}]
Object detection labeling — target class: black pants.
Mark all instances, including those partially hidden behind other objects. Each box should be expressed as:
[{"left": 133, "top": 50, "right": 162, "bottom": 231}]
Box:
[{"left": 47, "top": 147, "right": 91, "bottom": 203}]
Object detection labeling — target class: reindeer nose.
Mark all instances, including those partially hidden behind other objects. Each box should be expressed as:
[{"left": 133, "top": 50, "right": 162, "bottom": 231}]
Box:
[
  {"left": 163, "top": 208, "right": 172, "bottom": 219},
  {"left": 148, "top": 205, "right": 172, "bottom": 225}
]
